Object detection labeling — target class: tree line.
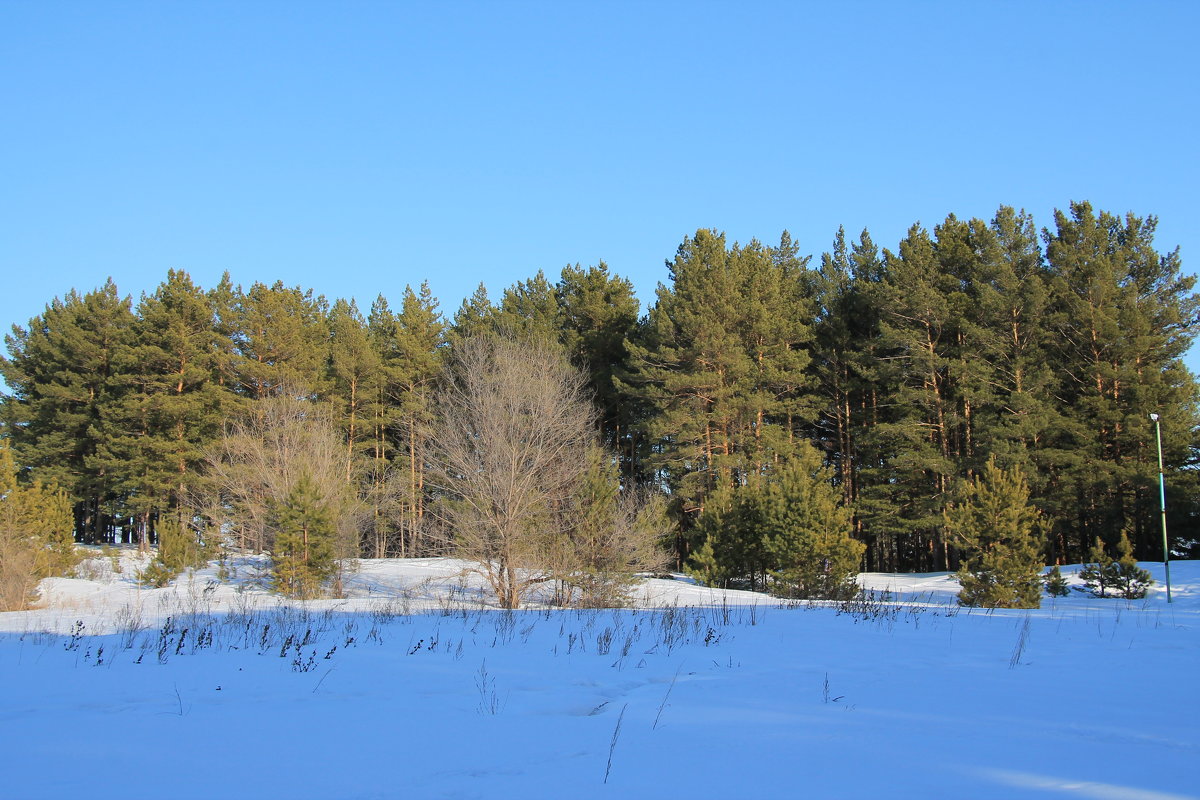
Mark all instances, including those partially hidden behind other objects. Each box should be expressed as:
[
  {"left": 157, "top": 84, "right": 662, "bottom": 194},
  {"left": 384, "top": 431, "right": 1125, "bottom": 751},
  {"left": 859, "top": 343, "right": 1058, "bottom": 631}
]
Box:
[{"left": 1, "top": 200, "right": 1196, "bottom": 590}]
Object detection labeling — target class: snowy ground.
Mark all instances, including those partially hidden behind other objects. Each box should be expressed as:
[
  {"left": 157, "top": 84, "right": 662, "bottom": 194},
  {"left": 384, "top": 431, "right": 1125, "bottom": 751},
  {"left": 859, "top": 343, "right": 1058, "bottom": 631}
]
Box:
[{"left": 1, "top": 551, "right": 1196, "bottom": 800}]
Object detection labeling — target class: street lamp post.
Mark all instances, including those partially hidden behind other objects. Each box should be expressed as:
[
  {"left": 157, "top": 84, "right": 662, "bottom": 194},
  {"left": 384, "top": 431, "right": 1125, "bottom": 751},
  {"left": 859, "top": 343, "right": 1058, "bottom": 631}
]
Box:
[{"left": 1149, "top": 413, "right": 1173, "bottom": 603}]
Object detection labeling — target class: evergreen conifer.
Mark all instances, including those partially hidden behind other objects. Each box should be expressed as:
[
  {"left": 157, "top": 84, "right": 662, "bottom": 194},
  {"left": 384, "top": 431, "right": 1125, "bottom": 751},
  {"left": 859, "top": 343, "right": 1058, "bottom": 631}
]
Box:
[
  {"left": 140, "top": 516, "right": 207, "bottom": 587},
  {"left": 1078, "top": 537, "right": 1114, "bottom": 598},
  {"left": 947, "top": 458, "right": 1044, "bottom": 608},
  {"left": 1043, "top": 565, "right": 1070, "bottom": 597},
  {"left": 268, "top": 474, "right": 337, "bottom": 598},
  {"left": 1110, "top": 533, "right": 1153, "bottom": 599},
  {"left": 690, "top": 444, "right": 863, "bottom": 599},
  {"left": 762, "top": 446, "right": 864, "bottom": 601},
  {"left": 0, "top": 443, "right": 76, "bottom": 609},
  {"left": 1080, "top": 533, "right": 1152, "bottom": 599}
]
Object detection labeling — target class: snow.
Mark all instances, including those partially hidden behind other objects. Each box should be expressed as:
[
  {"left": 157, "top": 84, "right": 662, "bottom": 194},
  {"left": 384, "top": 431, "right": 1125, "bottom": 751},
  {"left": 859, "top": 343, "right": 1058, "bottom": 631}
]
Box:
[{"left": 1, "top": 551, "right": 1197, "bottom": 799}]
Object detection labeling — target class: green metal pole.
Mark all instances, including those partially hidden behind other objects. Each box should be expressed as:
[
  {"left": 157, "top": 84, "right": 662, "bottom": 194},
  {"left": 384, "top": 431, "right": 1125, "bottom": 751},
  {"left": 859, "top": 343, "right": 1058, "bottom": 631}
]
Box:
[{"left": 1152, "top": 414, "right": 1173, "bottom": 603}]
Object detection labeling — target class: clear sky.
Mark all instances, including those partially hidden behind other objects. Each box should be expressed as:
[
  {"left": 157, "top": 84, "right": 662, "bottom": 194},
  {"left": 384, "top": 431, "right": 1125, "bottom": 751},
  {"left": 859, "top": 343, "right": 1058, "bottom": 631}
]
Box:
[{"left": 3, "top": 1, "right": 1198, "bottom": 367}]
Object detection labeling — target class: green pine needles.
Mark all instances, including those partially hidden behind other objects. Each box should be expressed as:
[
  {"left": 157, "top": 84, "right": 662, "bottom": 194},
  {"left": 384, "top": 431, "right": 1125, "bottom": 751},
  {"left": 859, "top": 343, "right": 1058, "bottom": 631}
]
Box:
[
  {"left": 1043, "top": 565, "right": 1071, "bottom": 598},
  {"left": 1079, "top": 534, "right": 1153, "bottom": 599},
  {"left": 690, "top": 444, "right": 864, "bottom": 600},
  {"left": 140, "top": 517, "right": 209, "bottom": 588},
  {"left": 1, "top": 201, "right": 1196, "bottom": 582},
  {"left": 946, "top": 458, "right": 1045, "bottom": 609},
  {"left": 0, "top": 443, "right": 77, "bottom": 610},
  {"left": 268, "top": 474, "right": 338, "bottom": 598}
]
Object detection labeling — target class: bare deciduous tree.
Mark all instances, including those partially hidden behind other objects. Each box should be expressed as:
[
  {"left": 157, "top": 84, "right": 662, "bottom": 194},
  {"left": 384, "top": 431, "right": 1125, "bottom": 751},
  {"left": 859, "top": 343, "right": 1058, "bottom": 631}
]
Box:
[
  {"left": 427, "top": 337, "right": 671, "bottom": 607},
  {"left": 426, "top": 336, "right": 596, "bottom": 608},
  {"left": 202, "top": 394, "right": 359, "bottom": 564}
]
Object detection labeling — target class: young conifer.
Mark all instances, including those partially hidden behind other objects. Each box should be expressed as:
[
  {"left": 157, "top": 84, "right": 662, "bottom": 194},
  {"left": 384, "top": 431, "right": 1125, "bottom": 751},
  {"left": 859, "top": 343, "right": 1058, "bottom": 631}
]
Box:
[
  {"left": 946, "top": 458, "right": 1045, "bottom": 608},
  {"left": 1043, "top": 565, "right": 1070, "bottom": 598},
  {"left": 0, "top": 443, "right": 76, "bottom": 609},
  {"left": 269, "top": 474, "right": 337, "bottom": 598},
  {"left": 140, "top": 516, "right": 207, "bottom": 588},
  {"left": 1081, "top": 534, "right": 1152, "bottom": 599},
  {"left": 690, "top": 444, "right": 863, "bottom": 600},
  {"left": 1110, "top": 533, "right": 1153, "bottom": 599},
  {"left": 1079, "top": 538, "right": 1114, "bottom": 598},
  {"left": 762, "top": 446, "right": 864, "bottom": 601}
]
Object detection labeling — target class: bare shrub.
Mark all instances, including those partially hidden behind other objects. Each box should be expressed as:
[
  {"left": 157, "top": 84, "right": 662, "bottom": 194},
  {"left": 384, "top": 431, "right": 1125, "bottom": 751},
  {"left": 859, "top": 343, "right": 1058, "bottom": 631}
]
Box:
[
  {"left": 201, "top": 394, "right": 360, "bottom": 595},
  {"left": 426, "top": 336, "right": 594, "bottom": 608},
  {"left": 427, "top": 336, "right": 670, "bottom": 608},
  {"left": 203, "top": 394, "right": 359, "bottom": 554}
]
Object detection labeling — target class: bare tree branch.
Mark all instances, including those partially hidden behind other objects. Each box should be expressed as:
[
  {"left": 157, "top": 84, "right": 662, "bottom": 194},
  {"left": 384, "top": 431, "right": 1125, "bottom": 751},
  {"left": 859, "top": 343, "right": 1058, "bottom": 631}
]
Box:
[{"left": 425, "top": 336, "right": 596, "bottom": 608}]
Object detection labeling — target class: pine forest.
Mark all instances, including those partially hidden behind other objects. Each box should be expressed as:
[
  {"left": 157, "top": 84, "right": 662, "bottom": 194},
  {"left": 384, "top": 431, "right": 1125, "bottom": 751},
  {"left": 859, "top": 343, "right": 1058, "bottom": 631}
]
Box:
[{"left": 2, "top": 201, "right": 1197, "bottom": 598}]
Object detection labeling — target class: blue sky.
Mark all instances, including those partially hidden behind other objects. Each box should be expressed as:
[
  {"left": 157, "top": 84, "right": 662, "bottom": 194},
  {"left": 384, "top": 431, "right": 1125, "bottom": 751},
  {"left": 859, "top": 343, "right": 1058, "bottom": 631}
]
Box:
[{"left": 3, "top": 1, "right": 1198, "bottom": 368}]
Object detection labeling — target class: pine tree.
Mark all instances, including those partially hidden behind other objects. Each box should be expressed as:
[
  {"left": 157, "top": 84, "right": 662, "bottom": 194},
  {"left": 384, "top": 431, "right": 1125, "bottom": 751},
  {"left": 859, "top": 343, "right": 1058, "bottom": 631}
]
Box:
[
  {"left": 621, "top": 230, "right": 815, "bottom": 561},
  {"left": 967, "top": 208, "right": 1071, "bottom": 559},
  {"left": 946, "top": 458, "right": 1045, "bottom": 608},
  {"left": 1043, "top": 202, "right": 1200, "bottom": 561},
  {"left": 622, "top": 229, "right": 747, "bottom": 548},
  {"left": 116, "top": 270, "right": 229, "bottom": 549},
  {"left": 811, "top": 227, "right": 889, "bottom": 568},
  {"left": 268, "top": 473, "right": 337, "bottom": 598},
  {"left": 1110, "top": 532, "right": 1153, "bottom": 599},
  {"left": 207, "top": 272, "right": 243, "bottom": 393},
  {"left": 762, "top": 444, "right": 864, "bottom": 600},
  {"left": 231, "top": 281, "right": 330, "bottom": 399},
  {"left": 327, "top": 298, "right": 381, "bottom": 485},
  {"left": 1043, "top": 565, "right": 1070, "bottom": 597},
  {"left": 140, "top": 515, "right": 207, "bottom": 587},
  {"left": 363, "top": 295, "right": 407, "bottom": 557},
  {"left": 1080, "top": 533, "right": 1152, "bottom": 599},
  {"left": 392, "top": 284, "right": 446, "bottom": 557},
  {"left": 358, "top": 288, "right": 447, "bottom": 559},
  {"left": 690, "top": 444, "right": 862, "bottom": 599},
  {"left": 976, "top": 208, "right": 1057, "bottom": 451},
  {"left": 450, "top": 283, "right": 498, "bottom": 341},
  {"left": 556, "top": 262, "right": 640, "bottom": 466},
  {"left": 1, "top": 280, "right": 136, "bottom": 543},
  {"left": 689, "top": 482, "right": 772, "bottom": 592},
  {"left": 494, "top": 270, "right": 561, "bottom": 339},
  {"left": 869, "top": 223, "right": 961, "bottom": 571},
  {"left": 1078, "top": 537, "right": 1114, "bottom": 598},
  {"left": 0, "top": 442, "right": 76, "bottom": 609},
  {"left": 735, "top": 234, "right": 815, "bottom": 473}
]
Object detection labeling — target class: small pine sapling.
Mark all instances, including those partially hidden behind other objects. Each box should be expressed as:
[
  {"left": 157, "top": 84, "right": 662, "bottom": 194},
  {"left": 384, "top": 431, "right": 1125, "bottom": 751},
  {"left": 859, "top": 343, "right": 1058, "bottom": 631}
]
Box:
[
  {"left": 1043, "top": 565, "right": 1070, "bottom": 598},
  {"left": 1110, "top": 533, "right": 1153, "bottom": 600},
  {"left": 269, "top": 474, "right": 337, "bottom": 598},
  {"left": 1078, "top": 534, "right": 1152, "bottom": 599},
  {"left": 689, "top": 445, "right": 864, "bottom": 600},
  {"left": 141, "top": 517, "right": 208, "bottom": 588},
  {"left": 946, "top": 458, "right": 1044, "bottom": 609},
  {"left": 0, "top": 443, "right": 79, "bottom": 610},
  {"left": 1078, "top": 537, "right": 1113, "bottom": 597}
]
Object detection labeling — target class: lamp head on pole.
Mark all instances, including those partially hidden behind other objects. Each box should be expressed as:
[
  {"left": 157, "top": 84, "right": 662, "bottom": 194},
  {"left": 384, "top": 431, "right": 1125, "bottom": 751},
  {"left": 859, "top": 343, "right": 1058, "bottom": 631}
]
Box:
[{"left": 1150, "top": 413, "right": 1159, "bottom": 422}]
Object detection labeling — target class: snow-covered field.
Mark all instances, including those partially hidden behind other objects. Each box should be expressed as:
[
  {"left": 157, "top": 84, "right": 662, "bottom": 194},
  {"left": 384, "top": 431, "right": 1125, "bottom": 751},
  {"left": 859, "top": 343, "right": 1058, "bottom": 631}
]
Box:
[{"left": 1, "top": 551, "right": 1196, "bottom": 800}]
